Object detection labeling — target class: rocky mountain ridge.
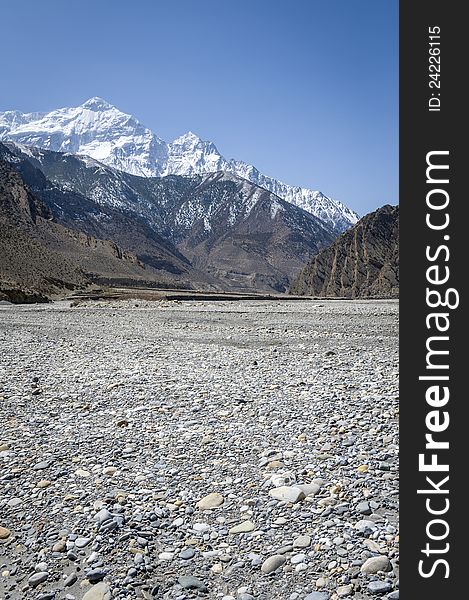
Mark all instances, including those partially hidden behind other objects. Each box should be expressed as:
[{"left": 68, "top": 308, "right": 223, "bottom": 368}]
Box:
[{"left": 290, "top": 205, "right": 399, "bottom": 298}]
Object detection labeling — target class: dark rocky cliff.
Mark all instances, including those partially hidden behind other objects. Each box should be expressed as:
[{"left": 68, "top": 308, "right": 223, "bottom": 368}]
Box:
[{"left": 290, "top": 205, "right": 399, "bottom": 298}]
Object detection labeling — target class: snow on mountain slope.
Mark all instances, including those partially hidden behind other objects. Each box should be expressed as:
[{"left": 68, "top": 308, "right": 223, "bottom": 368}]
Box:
[{"left": 0, "top": 98, "right": 359, "bottom": 232}]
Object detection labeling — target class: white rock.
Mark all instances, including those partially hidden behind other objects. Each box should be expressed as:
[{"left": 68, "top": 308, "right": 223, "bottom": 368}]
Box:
[
  {"left": 269, "top": 486, "right": 305, "bottom": 503},
  {"left": 196, "top": 492, "right": 224, "bottom": 510},
  {"left": 360, "top": 555, "right": 391, "bottom": 574}
]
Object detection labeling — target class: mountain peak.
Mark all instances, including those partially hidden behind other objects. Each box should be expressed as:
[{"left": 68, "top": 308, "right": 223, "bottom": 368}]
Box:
[
  {"left": 81, "top": 97, "right": 114, "bottom": 111},
  {"left": 0, "top": 99, "right": 359, "bottom": 233},
  {"left": 172, "top": 131, "right": 202, "bottom": 145}
]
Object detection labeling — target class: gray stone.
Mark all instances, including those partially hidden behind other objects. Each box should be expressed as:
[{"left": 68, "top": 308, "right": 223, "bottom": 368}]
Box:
[
  {"left": 295, "top": 483, "right": 321, "bottom": 496},
  {"left": 7, "top": 498, "right": 22, "bottom": 508},
  {"left": 94, "top": 508, "right": 113, "bottom": 524},
  {"left": 196, "top": 492, "right": 224, "bottom": 510},
  {"left": 361, "top": 556, "right": 392, "bottom": 574},
  {"left": 178, "top": 575, "right": 208, "bottom": 592},
  {"left": 367, "top": 581, "right": 393, "bottom": 595},
  {"left": 304, "top": 593, "right": 330, "bottom": 600},
  {"left": 261, "top": 554, "right": 286, "bottom": 574},
  {"left": 33, "top": 461, "right": 51, "bottom": 470},
  {"left": 28, "top": 572, "right": 49, "bottom": 587},
  {"left": 357, "top": 501, "right": 372, "bottom": 515},
  {"left": 293, "top": 535, "right": 311, "bottom": 549},
  {"left": 75, "top": 537, "right": 91, "bottom": 548},
  {"left": 229, "top": 520, "right": 255, "bottom": 534},
  {"left": 277, "top": 544, "right": 294, "bottom": 554},
  {"left": 355, "top": 519, "right": 378, "bottom": 533},
  {"left": 291, "top": 553, "right": 307, "bottom": 564},
  {"left": 52, "top": 539, "right": 66, "bottom": 552},
  {"left": 64, "top": 573, "right": 78, "bottom": 587},
  {"left": 86, "top": 569, "right": 107, "bottom": 583},
  {"left": 179, "top": 547, "right": 196, "bottom": 559}
]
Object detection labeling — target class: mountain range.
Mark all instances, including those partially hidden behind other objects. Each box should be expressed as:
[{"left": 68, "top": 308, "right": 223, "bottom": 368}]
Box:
[
  {"left": 0, "top": 98, "right": 398, "bottom": 301},
  {"left": 0, "top": 97, "right": 358, "bottom": 234},
  {"left": 0, "top": 141, "right": 335, "bottom": 295}
]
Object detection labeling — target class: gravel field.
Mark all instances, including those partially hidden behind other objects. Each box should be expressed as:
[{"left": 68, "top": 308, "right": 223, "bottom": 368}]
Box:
[{"left": 0, "top": 299, "right": 399, "bottom": 600}]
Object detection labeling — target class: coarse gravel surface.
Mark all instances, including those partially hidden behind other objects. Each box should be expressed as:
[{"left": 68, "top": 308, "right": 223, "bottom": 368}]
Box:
[{"left": 0, "top": 299, "right": 399, "bottom": 600}]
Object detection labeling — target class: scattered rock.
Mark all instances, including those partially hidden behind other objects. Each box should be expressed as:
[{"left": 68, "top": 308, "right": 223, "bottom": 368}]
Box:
[
  {"left": 269, "top": 486, "right": 306, "bottom": 503},
  {"left": 304, "top": 593, "right": 330, "bottom": 600},
  {"left": 36, "top": 479, "right": 51, "bottom": 488},
  {"left": 86, "top": 569, "right": 107, "bottom": 583},
  {"left": 0, "top": 300, "right": 398, "bottom": 600},
  {"left": 261, "top": 554, "right": 286, "bottom": 574},
  {"left": 357, "top": 501, "right": 372, "bottom": 515},
  {"left": 28, "top": 572, "right": 49, "bottom": 587},
  {"left": 82, "top": 582, "right": 111, "bottom": 600},
  {"left": 33, "top": 461, "right": 50, "bottom": 470},
  {"left": 94, "top": 508, "right": 113, "bottom": 524},
  {"left": 102, "top": 466, "right": 117, "bottom": 476},
  {"left": 7, "top": 498, "right": 22, "bottom": 508},
  {"left": 361, "top": 555, "right": 392, "bottom": 574},
  {"left": 178, "top": 575, "right": 208, "bottom": 592},
  {"left": 295, "top": 483, "right": 320, "bottom": 497},
  {"left": 196, "top": 492, "right": 224, "bottom": 510},
  {"left": 74, "top": 469, "right": 90, "bottom": 477},
  {"left": 179, "top": 547, "right": 196, "bottom": 559},
  {"left": 64, "top": 572, "right": 78, "bottom": 586},
  {"left": 367, "top": 581, "right": 393, "bottom": 595},
  {"left": 229, "top": 520, "right": 256, "bottom": 534},
  {"left": 291, "top": 553, "right": 307, "bottom": 564},
  {"left": 337, "top": 584, "right": 353, "bottom": 597}
]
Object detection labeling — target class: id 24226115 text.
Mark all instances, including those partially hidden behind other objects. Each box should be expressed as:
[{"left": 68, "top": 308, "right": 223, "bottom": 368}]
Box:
[{"left": 428, "top": 26, "right": 441, "bottom": 112}]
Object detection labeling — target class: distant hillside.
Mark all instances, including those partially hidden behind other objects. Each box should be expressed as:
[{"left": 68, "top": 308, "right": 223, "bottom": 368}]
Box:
[
  {"left": 290, "top": 205, "right": 399, "bottom": 298},
  {"left": 0, "top": 159, "right": 186, "bottom": 301}
]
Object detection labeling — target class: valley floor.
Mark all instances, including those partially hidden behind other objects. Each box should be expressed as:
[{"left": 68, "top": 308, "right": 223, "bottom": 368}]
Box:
[{"left": 0, "top": 299, "right": 399, "bottom": 600}]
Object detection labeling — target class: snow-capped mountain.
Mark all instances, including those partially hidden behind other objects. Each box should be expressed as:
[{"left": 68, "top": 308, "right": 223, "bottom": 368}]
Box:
[
  {"left": 0, "top": 97, "right": 359, "bottom": 232},
  {"left": 0, "top": 97, "right": 167, "bottom": 178}
]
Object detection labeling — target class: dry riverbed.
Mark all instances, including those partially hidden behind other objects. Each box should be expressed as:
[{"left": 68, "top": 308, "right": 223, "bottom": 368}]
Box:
[{"left": 0, "top": 299, "right": 399, "bottom": 600}]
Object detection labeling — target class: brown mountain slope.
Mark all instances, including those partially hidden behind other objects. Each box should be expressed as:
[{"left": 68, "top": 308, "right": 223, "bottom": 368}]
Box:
[
  {"left": 1, "top": 144, "right": 336, "bottom": 293},
  {"left": 0, "top": 159, "right": 175, "bottom": 300},
  {"left": 290, "top": 204, "right": 399, "bottom": 298},
  {"left": 172, "top": 172, "right": 335, "bottom": 292}
]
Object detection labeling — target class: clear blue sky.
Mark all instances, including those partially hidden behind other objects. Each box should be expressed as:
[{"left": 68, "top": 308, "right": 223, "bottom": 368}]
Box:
[{"left": 1, "top": 0, "right": 398, "bottom": 215}]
